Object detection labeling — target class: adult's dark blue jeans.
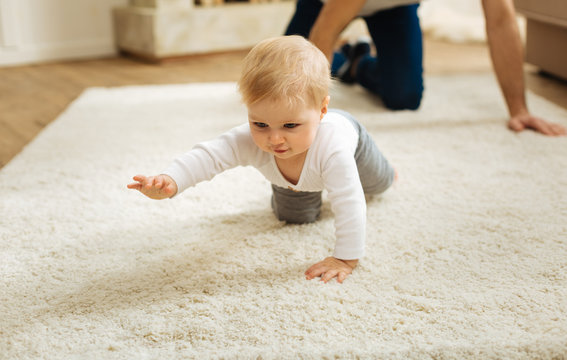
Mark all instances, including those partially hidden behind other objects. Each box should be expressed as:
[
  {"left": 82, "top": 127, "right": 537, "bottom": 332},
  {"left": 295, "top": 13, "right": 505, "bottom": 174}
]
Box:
[{"left": 285, "top": 0, "right": 423, "bottom": 110}]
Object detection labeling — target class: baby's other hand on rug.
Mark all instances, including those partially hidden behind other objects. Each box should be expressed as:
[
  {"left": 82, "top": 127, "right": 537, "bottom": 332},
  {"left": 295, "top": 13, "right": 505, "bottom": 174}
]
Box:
[
  {"left": 305, "top": 257, "right": 358, "bottom": 284},
  {"left": 508, "top": 113, "right": 567, "bottom": 136},
  {"left": 127, "top": 174, "right": 178, "bottom": 200}
]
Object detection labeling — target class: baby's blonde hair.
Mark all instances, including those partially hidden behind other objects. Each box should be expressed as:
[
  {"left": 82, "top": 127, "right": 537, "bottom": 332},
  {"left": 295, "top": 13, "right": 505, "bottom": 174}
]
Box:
[{"left": 238, "top": 35, "right": 331, "bottom": 108}]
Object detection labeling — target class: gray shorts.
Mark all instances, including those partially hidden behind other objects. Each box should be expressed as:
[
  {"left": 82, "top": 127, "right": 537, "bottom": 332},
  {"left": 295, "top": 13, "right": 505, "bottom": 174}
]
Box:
[{"left": 271, "top": 109, "right": 394, "bottom": 224}]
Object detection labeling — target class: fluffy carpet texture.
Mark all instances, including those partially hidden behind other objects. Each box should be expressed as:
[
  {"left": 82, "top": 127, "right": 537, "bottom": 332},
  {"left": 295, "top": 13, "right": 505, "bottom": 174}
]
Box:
[{"left": 1, "top": 75, "right": 567, "bottom": 359}]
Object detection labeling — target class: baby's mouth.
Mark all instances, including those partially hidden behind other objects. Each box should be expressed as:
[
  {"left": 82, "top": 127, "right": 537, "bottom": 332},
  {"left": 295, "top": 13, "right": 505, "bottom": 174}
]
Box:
[{"left": 273, "top": 147, "right": 288, "bottom": 154}]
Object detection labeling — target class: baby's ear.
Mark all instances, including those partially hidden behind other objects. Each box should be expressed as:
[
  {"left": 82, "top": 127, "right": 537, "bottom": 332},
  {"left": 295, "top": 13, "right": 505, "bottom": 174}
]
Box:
[{"left": 320, "top": 95, "right": 330, "bottom": 119}]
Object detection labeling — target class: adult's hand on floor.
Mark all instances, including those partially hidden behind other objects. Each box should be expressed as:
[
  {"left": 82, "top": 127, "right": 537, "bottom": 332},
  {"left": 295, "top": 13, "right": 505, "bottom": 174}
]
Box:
[
  {"left": 508, "top": 113, "right": 567, "bottom": 136},
  {"left": 305, "top": 257, "right": 358, "bottom": 284}
]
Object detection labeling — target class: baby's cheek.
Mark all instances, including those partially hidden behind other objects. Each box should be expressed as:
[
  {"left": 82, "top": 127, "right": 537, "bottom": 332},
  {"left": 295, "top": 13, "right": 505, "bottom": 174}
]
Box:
[
  {"left": 305, "top": 131, "right": 318, "bottom": 147},
  {"left": 250, "top": 134, "right": 265, "bottom": 149}
]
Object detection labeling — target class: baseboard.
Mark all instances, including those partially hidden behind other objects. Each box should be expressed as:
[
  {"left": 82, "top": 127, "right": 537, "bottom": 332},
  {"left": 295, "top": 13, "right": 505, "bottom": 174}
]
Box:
[{"left": 0, "top": 38, "right": 118, "bottom": 67}]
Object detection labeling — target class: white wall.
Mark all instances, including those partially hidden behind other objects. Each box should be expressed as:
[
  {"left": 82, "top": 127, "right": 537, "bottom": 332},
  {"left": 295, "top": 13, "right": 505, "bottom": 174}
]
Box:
[
  {"left": 0, "top": 0, "right": 128, "bottom": 67},
  {"left": 0, "top": 0, "right": 521, "bottom": 67}
]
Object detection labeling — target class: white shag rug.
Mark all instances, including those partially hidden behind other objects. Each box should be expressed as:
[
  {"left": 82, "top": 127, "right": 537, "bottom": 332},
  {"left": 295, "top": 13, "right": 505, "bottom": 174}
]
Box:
[{"left": 1, "top": 74, "right": 567, "bottom": 359}]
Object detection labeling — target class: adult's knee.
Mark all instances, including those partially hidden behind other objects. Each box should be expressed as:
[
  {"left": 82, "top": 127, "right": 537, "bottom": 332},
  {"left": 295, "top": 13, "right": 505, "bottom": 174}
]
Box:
[
  {"left": 382, "top": 87, "right": 423, "bottom": 110},
  {"left": 356, "top": 57, "right": 423, "bottom": 110}
]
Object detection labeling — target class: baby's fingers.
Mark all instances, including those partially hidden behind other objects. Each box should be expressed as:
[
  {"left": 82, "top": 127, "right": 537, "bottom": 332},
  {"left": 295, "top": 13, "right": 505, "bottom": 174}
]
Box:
[
  {"left": 321, "top": 269, "right": 339, "bottom": 283},
  {"left": 145, "top": 176, "right": 156, "bottom": 189},
  {"left": 128, "top": 175, "right": 147, "bottom": 190},
  {"left": 305, "top": 264, "right": 325, "bottom": 280},
  {"left": 551, "top": 123, "right": 567, "bottom": 136},
  {"left": 132, "top": 175, "right": 147, "bottom": 183},
  {"left": 127, "top": 182, "right": 142, "bottom": 190},
  {"left": 155, "top": 177, "right": 164, "bottom": 189}
]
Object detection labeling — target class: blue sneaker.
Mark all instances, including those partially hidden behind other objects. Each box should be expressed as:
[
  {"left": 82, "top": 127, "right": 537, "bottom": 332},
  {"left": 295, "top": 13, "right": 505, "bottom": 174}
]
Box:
[
  {"left": 331, "top": 43, "right": 351, "bottom": 77},
  {"left": 335, "top": 40, "right": 371, "bottom": 84}
]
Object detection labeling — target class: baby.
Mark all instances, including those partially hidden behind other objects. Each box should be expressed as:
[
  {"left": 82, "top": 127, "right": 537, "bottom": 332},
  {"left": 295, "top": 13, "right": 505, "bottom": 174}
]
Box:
[{"left": 128, "top": 35, "right": 394, "bottom": 283}]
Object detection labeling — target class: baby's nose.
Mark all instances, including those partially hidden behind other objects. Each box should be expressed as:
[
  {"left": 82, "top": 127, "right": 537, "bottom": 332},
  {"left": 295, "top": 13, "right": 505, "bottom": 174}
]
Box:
[{"left": 269, "top": 132, "right": 284, "bottom": 144}]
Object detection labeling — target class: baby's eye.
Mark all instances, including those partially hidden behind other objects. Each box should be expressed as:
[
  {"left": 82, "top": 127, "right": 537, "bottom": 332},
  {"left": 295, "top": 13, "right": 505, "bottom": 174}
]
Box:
[
  {"left": 283, "top": 123, "right": 299, "bottom": 129},
  {"left": 254, "top": 122, "right": 268, "bottom": 128}
]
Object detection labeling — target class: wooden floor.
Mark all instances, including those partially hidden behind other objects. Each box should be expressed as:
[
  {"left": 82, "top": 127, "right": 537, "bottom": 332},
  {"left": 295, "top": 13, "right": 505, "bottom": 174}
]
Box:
[{"left": 1, "top": 38, "right": 566, "bottom": 168}]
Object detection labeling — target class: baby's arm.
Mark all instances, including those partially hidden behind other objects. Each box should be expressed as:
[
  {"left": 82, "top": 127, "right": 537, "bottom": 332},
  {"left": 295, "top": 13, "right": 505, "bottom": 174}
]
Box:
[
  {"left": 310, "top": 147, "right": 366, "bottom": 284},
  {"left": 305, "top": 257, "right": 358, "bottom": 284},
  {"left": 127, "top": 174, "right": 178, "bottom": 200}
]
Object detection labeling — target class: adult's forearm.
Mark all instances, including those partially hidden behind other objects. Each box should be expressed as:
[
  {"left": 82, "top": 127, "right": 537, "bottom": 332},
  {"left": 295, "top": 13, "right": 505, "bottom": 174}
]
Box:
[
  {"left": 482, "top": 0, "right": 528, "bottom": 117},
  {"left": 309, "top": 0, "right": 366, "bottom": 62}
]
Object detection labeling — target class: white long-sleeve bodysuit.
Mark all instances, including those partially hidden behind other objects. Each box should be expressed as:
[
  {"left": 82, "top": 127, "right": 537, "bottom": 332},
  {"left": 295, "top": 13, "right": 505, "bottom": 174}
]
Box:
[{"left": 163, "top": 111, "right": 367, "bottom": 260}]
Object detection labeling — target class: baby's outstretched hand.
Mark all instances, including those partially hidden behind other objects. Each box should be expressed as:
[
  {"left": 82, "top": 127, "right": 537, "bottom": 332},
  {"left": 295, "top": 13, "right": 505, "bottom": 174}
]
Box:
[
  {"left": 127, "top": 174, "right": 178, "bottom": 200},
  {"left": 305, "top": 257, "right": 358, "bottom": 284}
]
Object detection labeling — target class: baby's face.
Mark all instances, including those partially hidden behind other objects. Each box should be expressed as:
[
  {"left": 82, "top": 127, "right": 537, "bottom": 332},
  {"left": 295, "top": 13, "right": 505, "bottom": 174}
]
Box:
[{"left": 247, "top": 96, "right": 329, "bottom": 162}]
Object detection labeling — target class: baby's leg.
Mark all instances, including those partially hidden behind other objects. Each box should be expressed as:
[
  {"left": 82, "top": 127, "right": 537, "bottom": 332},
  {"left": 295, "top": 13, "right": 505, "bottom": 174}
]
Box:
[
  {"left": 355, "top": 127, "right": 395, "bottom": 195},
  {"left": 271, "top": 185, "right": 322, "bottom": 224},
  {"left": 332, "top": 109, "right": 395, "bottom": 195}
]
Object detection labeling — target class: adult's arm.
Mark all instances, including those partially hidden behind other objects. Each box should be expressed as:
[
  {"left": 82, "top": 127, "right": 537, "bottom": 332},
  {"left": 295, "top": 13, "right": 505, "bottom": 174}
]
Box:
[
  {"left": 482, "top": 0, "right": 566, "bottom": 135},
  {"left": 308, "top": 0, "right": 367, "bottom": 62}
]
